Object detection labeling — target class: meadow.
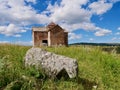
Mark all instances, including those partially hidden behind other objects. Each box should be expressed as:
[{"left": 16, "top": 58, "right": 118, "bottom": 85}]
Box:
[{"left": 0, "top": 44, "right": 120, "bottom": 90}]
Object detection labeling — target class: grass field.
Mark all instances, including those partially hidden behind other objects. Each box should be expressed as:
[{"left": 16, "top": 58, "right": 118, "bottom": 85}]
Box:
[{"left": 0, "top": 44, "right": 120, "bottom": 90}]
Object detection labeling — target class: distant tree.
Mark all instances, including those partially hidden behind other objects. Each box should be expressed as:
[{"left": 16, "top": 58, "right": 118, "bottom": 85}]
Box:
[{"left": 116, "top": 46, "right": 120, "bottom": 54}]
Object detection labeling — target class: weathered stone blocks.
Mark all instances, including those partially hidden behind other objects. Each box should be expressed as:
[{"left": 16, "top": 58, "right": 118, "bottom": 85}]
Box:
[{"left": 24, "top": 47, "right": 78, "bottom": 79}]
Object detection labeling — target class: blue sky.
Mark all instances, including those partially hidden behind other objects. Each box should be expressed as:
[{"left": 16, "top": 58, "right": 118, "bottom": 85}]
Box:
[{"left": 0, "top": 0, "right": 120, "bottom": 45}]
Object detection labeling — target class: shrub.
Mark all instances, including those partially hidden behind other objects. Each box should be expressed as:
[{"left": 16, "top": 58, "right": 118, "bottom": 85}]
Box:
[{"left": 116, "top": 46, "right": 120, "bottom": 54}]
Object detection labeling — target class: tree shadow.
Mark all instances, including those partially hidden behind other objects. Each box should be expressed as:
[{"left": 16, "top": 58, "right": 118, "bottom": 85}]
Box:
[{"left": 77, "top": 77, "right": 98, "bottom": 90}]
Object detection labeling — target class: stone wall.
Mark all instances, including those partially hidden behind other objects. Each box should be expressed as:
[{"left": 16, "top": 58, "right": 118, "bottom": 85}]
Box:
[
  {"left": 33, "top": 31, "right": 48, "bottom": 46},
  {"left": 50, "top": 26, "right": 68, "bottom": 46},
  {"left": 32, "top": 25, "right": 68, "bottom": 47}
]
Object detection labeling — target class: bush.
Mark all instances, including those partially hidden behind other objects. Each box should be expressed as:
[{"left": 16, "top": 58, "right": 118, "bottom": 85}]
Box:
[{"left": 116, "top": 46, "right": 120, "bottom": 54}]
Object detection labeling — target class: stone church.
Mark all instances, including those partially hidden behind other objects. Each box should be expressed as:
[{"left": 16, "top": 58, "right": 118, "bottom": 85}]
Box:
[{"left": 32, "top": 22, "right": 68, "bottom": 47}]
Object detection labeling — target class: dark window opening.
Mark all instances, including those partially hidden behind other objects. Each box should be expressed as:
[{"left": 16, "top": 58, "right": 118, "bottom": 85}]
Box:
[{"left": 42, "top": 40, "right": 48, "bottom": 46}]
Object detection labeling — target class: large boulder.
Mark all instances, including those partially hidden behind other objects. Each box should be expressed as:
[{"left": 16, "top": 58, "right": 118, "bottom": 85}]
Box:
[{"left": 24, "top": 47, "right": 78, "bottom": 79}]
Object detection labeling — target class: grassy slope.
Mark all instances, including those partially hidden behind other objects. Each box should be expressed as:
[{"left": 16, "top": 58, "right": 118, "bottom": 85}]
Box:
[{"left": 0, "top": 44, "right": 120, "bottom": 90}]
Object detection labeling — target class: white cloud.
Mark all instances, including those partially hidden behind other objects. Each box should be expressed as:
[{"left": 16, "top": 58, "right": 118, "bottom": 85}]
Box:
[
  {"left": 0, "top": 0, "right": 118, "bottom": 38},
  {"left": 13, "top": 34, "right": 21, "bottom": 37},
  {"left": 15, "top": 41, "right": 32, "bottom": 46},
  {"left": 0, "top": 24, "right": 25, "bottom": 36},
  {"left": 89, "top": 38, "right": 94, "bottom": 41},
  {"left": 47, "top": 0, "right": 91, "bottom": 24},
  {"left": 45, "top": 0, "right": 112, "bottom": 37},
  {"left": 110, "top": 0, "right": 120, "bottom": 3},
  {"left": 115, "top": 32, "right": 120, "bottom": 35},
  {"left": 0, "top": 0, "right": 49, "bottom": 25},
  {"left": 61, "top": 22, "right": 112, "bottom": 37},
  {"left": 0, "top": 0, "right": 49, "bottom": 36},
  {"left": 0, "top": 41, "right": 10, "bottom": 43},
  {"left": 21, "top": 30, "right": 27, "bottom": 33},
  {"left": 112, "top": 37, "right": 117, "bottom": 41},
  {"left": 95, "top": 29, "right": 112, "bottom": 36},
  {"left": 0, "top": 40, "right": 32, "bottom": 46},
  {"left": 118, "top": 27, "right": 120, "bottom": 30},
  {"left": 60, "top": 22, "right": 97, "bottom": 32},
  {"left": 69, "top": 33, "right": 82, "bottom": 40},
  {"left": 25, "top": 0, "right": 36, "bottom": 4},
  {"left": 89, "top": 1, "right": 113, "bottom": 15}
]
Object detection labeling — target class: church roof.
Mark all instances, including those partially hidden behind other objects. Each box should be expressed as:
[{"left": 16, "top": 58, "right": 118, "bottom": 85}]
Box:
[
  {"left": 47, "top": 22, "right": 56, "bottom": 29},
  {"left": 32, "top": 27, "right": 48, "bottom": 31},
  {"left": 32, "top": 22, "right": 67, "bottom": 32}
]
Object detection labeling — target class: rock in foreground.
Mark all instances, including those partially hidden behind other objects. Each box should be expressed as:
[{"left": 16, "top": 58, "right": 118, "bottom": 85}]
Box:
[{"left": 24, "top": 47, "right": 78, "bottom": 79}]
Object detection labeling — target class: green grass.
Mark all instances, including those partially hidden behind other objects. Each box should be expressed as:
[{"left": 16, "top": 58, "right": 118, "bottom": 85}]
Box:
[{"left": 0, "top": 44, "right": 120, "bottom": 90}]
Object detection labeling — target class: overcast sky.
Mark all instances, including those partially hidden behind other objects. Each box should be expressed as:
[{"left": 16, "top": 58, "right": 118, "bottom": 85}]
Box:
[{"left": 0, "top": 0, "right": 120, "bottom": 45}]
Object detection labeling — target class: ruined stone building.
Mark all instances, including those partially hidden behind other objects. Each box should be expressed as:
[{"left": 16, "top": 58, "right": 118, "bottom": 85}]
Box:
[{"left": 32, "top": 22, "right": 68, "bottom": 47}]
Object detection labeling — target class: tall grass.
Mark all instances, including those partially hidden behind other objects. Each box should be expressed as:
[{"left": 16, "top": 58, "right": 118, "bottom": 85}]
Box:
[
  {"left": 46, "top": 46, "right": 120, "bottom": 90},
  {"left": 0, "top": 44, "right": 120, "bottom": 90}
]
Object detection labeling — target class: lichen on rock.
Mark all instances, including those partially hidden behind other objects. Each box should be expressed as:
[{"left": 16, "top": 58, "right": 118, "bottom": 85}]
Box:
[{"left": 24, "top": 47, "right": 78, "bottom": 79}]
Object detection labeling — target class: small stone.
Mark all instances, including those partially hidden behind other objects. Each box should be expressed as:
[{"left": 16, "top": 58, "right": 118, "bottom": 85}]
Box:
[{"left": 93, "top": 85, "right": 97, "bottom": 89}]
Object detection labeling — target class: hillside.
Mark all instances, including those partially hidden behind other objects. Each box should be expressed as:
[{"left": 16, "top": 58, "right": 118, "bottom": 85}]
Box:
[
  {"left": 70, "top": 42, "right": 120, "bottom": 46},
  {"left": 0, "top": 44, "right": 120, "bottom": 90}
]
